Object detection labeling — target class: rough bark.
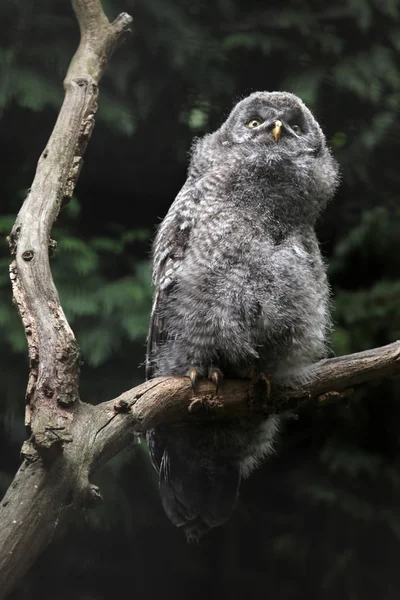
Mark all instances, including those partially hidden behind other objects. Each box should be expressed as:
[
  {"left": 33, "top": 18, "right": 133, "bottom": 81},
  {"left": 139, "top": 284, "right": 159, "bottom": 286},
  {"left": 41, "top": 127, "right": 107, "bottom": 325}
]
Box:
[
  {"left": 90, "top": 340, "right": 400, "bottom": 472},
  {"left": 0, "top": 1, "right": 133, "bottom": 597},
  {"left": 1, "top": 1, "right": 399, "bottom": 598}
]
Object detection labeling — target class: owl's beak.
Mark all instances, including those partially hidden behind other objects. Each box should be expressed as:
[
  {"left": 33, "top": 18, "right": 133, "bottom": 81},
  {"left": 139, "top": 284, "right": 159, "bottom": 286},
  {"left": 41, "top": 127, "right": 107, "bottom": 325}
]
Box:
[{"left": 272, "top": 120, "right": 282, "bottom": 142}]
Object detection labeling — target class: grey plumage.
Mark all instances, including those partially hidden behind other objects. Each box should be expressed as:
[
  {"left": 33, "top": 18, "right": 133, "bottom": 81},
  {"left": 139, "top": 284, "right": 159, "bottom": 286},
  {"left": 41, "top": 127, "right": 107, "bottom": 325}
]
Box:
[{"left": 146, "top": 91, "right": 339, "bottom": 540}]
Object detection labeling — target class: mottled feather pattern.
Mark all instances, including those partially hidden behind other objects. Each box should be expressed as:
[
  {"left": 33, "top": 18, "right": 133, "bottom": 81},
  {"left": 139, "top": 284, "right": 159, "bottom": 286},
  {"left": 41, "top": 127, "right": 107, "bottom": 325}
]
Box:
[{"left": 146, "top": 91, "right": 339, "bottom": 539}]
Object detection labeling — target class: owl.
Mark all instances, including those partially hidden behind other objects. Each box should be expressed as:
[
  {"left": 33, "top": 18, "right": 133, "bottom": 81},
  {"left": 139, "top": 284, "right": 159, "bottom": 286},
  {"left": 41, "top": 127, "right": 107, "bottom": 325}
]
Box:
[{"left": 146, "top": 91, "right": 339, "bottom": 540}]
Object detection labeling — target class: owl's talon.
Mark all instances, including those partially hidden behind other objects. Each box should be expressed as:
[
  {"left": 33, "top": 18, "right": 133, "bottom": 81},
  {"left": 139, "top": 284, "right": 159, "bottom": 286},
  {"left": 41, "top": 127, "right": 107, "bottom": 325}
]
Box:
[
  {"left": 248, "top": 371, "right": 272, "bottom": 412},
  {"left": 247, "top": 369, "right": 271, "bottom": 397},
  {"left": 189, "top": 368, "right": 199, "bottom": 392},
  {"left": 209, "top": 368, "right": 223, "bottom": 394},
  {"left": 261, "top": 372, "right": 272, "bottom": 399}
]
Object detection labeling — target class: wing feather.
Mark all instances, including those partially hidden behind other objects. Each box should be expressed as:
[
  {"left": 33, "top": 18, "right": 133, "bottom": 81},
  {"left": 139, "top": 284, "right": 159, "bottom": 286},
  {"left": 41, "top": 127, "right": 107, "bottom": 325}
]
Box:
[{"left": 145, "top": 183, "right": 199, "bottom": 379}]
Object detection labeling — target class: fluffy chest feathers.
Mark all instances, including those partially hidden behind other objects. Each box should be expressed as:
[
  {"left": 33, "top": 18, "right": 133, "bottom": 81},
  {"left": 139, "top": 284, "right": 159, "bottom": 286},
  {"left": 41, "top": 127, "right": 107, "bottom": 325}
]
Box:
[{"left": 150, "top": 174, "right": 329, "bottom": 378}]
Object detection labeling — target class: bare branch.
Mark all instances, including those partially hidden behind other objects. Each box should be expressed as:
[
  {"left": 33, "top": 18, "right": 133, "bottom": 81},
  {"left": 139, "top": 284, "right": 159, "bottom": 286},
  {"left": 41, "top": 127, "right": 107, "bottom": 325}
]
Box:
[
  {"left": 89, "top": 340, "right": 400, "bottom": 471},
  {"left": 0, "top": 1, "right": 132, "bottom": 596}
]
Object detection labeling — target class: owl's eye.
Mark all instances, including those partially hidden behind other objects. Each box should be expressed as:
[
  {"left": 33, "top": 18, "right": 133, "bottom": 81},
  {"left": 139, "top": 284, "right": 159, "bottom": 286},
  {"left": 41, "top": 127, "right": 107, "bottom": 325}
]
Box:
[
  {"left": 247, "top": 118, "right": 263, "bottom": 128},
  {"left": 291, "top": 124, "right": 302, "bottom": 135}
]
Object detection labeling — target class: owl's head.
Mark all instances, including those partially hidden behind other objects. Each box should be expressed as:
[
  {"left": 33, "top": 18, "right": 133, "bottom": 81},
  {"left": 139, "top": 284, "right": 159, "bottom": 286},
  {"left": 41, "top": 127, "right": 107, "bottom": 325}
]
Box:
[
  {"left": 210, "top": 91, "right": 340, "bottom": 213},
  {"left": 189, "top": 92, "right": 339, "bottom": 215},
  {"left": 219, "top": 91, "right": 326, "bottom": 155}
]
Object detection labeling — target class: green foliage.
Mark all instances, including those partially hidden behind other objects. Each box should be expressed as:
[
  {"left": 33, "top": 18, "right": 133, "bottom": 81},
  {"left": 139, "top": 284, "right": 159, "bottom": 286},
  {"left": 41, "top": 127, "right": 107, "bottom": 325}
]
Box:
[
  {"left": 1, "top": 208, "right": 152, "bottom": 364},
  {"left": 330, "top": 207, "right": 400, "bottom": 353}
]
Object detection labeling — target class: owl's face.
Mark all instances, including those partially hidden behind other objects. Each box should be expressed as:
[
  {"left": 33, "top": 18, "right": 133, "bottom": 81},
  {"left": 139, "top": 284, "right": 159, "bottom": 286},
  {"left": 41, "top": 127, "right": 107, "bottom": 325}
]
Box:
[
  {"left": 190, "top": 91, "right": 339, "bottom": 212},
  {"left": 219, "top": 91, "right": 325, "bottom": 157}
]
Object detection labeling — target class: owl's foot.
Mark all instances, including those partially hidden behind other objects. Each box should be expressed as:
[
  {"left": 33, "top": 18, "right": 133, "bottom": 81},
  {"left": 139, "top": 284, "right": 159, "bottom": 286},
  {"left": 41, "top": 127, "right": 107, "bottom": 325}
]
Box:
[
  {"left": 260, "top": 372, "right": 272, "bottom": 398},
  {"left": 189, "top": 368, "right": 200, "bottom": 392},
  {"left": 188, "top": 366, "right": 224, "bottom": 394},
  {"left": 208, "top": 367, "right": 224, "bottom": 394},
  {"left": 248, "top": 370, "right": 272, "bottom": 413}
]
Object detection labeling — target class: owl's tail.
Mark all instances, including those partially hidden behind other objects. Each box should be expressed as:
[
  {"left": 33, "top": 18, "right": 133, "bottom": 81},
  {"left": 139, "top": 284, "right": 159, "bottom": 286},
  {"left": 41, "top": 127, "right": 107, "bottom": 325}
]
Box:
[{"left": 146, "top": 426, "right": 240, "bottom": 541}]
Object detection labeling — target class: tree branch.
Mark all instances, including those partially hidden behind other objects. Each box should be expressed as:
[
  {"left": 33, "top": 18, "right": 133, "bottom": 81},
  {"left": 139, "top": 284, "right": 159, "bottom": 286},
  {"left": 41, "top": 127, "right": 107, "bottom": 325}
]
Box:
[
  {"left": 0, "top": 1, "right": 132, "bottom": 597},
  {"left": 88, "top": 340, "right": 400, "bottom": 472}
]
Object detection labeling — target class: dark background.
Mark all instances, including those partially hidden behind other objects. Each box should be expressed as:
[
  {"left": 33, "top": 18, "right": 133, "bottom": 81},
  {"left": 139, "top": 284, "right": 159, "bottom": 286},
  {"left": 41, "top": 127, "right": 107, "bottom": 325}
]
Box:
[{"left": 1, "top": 0, "right": 400, "bottom": 598}]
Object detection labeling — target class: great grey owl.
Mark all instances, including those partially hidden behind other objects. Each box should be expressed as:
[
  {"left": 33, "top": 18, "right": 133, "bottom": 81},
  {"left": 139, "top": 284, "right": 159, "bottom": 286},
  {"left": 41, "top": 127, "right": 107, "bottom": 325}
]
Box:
[{"left": 146, "top": 91, "right": 339, "bottom": 540}]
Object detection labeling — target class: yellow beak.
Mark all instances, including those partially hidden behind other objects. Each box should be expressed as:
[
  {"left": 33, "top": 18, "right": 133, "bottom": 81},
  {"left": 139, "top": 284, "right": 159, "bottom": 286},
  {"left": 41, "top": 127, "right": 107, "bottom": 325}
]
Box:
[{"left": 272, "top": 120, "right": 282, "bottom": 142}]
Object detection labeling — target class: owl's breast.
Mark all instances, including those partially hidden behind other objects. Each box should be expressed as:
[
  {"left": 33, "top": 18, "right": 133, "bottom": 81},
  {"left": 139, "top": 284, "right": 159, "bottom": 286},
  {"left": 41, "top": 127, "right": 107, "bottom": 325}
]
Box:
[{"left": 154, "top": 195, "right": 329, "bottom": 377}]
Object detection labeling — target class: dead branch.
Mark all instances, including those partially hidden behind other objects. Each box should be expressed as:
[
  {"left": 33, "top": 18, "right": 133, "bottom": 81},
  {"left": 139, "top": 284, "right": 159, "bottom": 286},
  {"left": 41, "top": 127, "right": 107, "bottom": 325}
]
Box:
[
  {"left": 0, "top": 1, "right": 132, "bottom": 597},
  {"left": 88, "top": 340, "right": 400, "bottom": 472}
]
